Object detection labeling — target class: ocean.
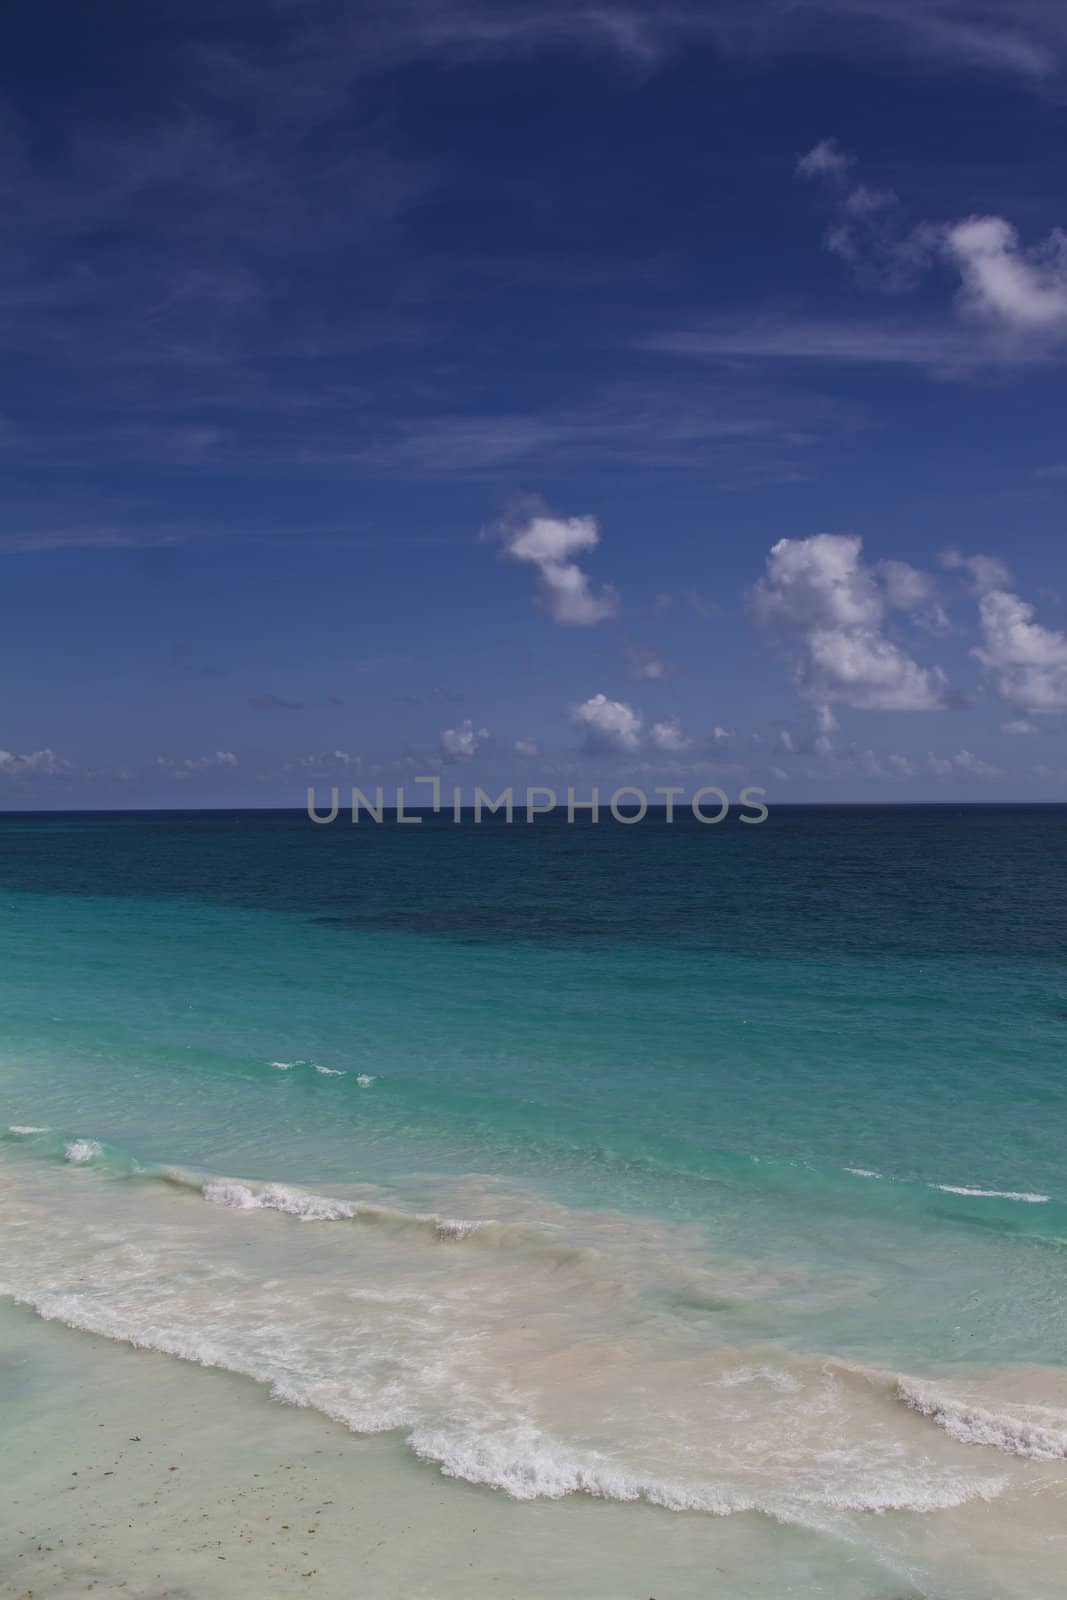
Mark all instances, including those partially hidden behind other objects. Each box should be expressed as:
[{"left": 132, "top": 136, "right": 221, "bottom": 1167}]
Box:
[{"left": 2, "top": 805, "right": 1066, "bottom": 1598}]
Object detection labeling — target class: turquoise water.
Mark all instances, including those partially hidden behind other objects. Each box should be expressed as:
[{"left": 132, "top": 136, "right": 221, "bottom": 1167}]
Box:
[{"left": 2, "top": 807, "right": 1067, "bottom": 1596}]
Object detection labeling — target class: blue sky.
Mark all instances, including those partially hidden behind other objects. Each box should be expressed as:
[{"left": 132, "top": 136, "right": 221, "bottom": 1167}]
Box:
[{"left": 2, "top": 0, "right": 1066, "bottom": 805}]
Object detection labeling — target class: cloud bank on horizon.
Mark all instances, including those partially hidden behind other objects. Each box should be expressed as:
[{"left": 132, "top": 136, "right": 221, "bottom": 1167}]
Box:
[{"left": 1, "top": 0, "right": 1065, "bottom": 803}]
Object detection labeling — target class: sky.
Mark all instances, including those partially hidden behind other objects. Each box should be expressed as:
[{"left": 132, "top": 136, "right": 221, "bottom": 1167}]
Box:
[{"left": 2, "top": 0, "right": 1066, "bottom": 807}]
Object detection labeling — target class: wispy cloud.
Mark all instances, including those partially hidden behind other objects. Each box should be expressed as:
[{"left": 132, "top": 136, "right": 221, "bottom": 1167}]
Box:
[
  {"left": 238, "top": 2, "right": 1067, "bottom": 87},
  {"left": 643, "top": 318, "right": 982, "bottom": 372},
  {"left": 348, "top": 386, "right": 819, "bottom": 475}
]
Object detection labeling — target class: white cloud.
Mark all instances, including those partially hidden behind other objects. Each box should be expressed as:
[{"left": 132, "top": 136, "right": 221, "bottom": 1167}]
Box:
[
  {"left": 514, "top": 738, "right": 539, "bottom": 756},
  {"left": 0, "top": 747, "right": 67, "bottom": 776},
  {"left": 500, "top": 513, "right": 619, "bottom": 626},
  {"left": 806, "top": 629, "right": 949, "bottom": 710},
  {"left": 813, "top": 703, "right": 838, "bottom": 755},
  {"left": 368, "top": 3, "right": 1067, "bottom": 89},
  {"left": 753, "top": 533, "right": 950, "bottom": 710},
  {"left": 649, "top": 717, "right": 693, "bottom": 752},
  {"left": 946, "top": 549, "right": 1067, "bottom": 711},
  {"left": 158, "top": 751, "right": 238, "bottom": 776},
  {"left": 1001, "top": 719, "right": 1038, "bottom": 735},
  {"left": 626, "top": 643, "right": 667, "bottom": 679},
  {"left": 569, "top": 693, "right": 643, "bottom": 752},
  {"left": 953, "top": 749, "right": 1000, "bottom": 777},
  {"left": 974, "top": 587, "right": 1067, "bottom": 712},
  {"left": 796, "top": 139, "right": 853, "bottom": 181},
  {"left": 797, "top": 141, "right": 937, "bottom": 292},
  {"left": 441, "top": 720, "right": 488, "bottom": 760},
  {"left": 712, "top": 725, "right": 734, "bottom": 740},
  {"left": 289, "top": 750, "right": 361, "bottom": 770},
  {"left": 928, "top": 749, "right": 999, "bottom": 779},
  {"left": 941, "top": 548, "right": 1012, "bottom": 593},
  {"left": 876, "top": 558, "right": 949, "bottom": 628},
  {"left": 644, "top": 317, "right": 981, "bottom": 371},
  {"left": 754, "top": 533, "right": 881, "bottom": 630},
  {"left": 946, "top": 216, "right": 1067, "bottom": 333},
  {"left": 798, "top": 144, "right": 1067, "bottom": 360}
]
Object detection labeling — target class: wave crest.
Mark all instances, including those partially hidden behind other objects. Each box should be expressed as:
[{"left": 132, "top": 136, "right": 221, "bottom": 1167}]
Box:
[{"left": 898, "top": 1378, "right": 1067, "bottom": 1462}]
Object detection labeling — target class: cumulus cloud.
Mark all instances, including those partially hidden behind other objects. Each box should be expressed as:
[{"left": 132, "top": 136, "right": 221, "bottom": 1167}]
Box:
[
  {"left": 649, "top": 717, "right": 693, "bottom": 752},
  {"left": 568, "top": 696, "right": 700, "bottom": 757},
  {"left": 798, "top": 142, "right": 1067, "bottom": 356},
  {"left": 753, "top": 533, "right": 950, "bottom": 710},
  {"left": 946, "top": 216, "right": 1067, "bottom": 332},
  {"left": 975, "top": 588, "right": 1067, "bottom": 711},
  {"left": 1001, "top": 719, "right": 1038, "bottom": 735},
  {"left": 944, "top": 550, "right": 1067, "bottom": 711},
  {"left": 844, "top": 747, "right": 916, "bottom": 780},
  {"left": 157, "top": 751, "right": 239, "bottom": 777},
  {"left": 0, "top": 747, "right": 67, "bottom": 776},
  {"left": 499, "top": 512, "right": 619, "bottom": 626},
  {"left": 928, "top": 749, "right": 1000, "bottom": 778},
  {"left": 569, "top": 693, "right": 643, "bottom": 752},
  {"left": 440, "top": 719, "right": 489, "bottom": 760},
  {"left": 514, "top": 738, "right": 539, "bottom": 757},
  {"left": 288, "top": 750, "right": 361, "bottom": 770}
]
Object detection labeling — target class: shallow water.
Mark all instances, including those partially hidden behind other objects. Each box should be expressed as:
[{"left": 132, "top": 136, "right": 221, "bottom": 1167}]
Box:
[{"left": 2, "top": 807, "right": 1066, "bottom": 1596}]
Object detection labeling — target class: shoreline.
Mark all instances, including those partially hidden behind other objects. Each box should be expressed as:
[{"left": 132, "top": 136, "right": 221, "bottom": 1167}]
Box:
[{"left": 1, "top": 1299, "right": 881, "bottom": 1600}]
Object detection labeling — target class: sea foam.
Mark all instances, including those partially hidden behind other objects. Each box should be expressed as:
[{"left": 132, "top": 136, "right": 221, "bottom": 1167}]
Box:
[
  {"left": 933, "top": 1185, "right": 1050, "bottom": 1203},
  {"left": 64, "top": 1139, "right": 102, "bottom": 1164},
  {"left": 898, "top": 1379, "right": 1067, "bottom": 1462}
]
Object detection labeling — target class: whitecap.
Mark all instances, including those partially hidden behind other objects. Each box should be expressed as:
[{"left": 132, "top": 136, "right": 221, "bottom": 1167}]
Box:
[
  {"left": 406, "top": 1420, "right": 1001, "bottom": 1515},
  {"left": 432, "top": 1217, "right": 486, "bottom": 1241},
  {"left": 899, "top": 1379, "right": 1067, "bottom": 1462},
  {"left": 64, "top": 1139, "right": 102, "bottom": 1164},
  {"left": 934, "top": 1185, "right": 1049, "bottom": 1203},
  {"left": 202, "top": 1180, "right": 356, "bottom": 1222}
]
